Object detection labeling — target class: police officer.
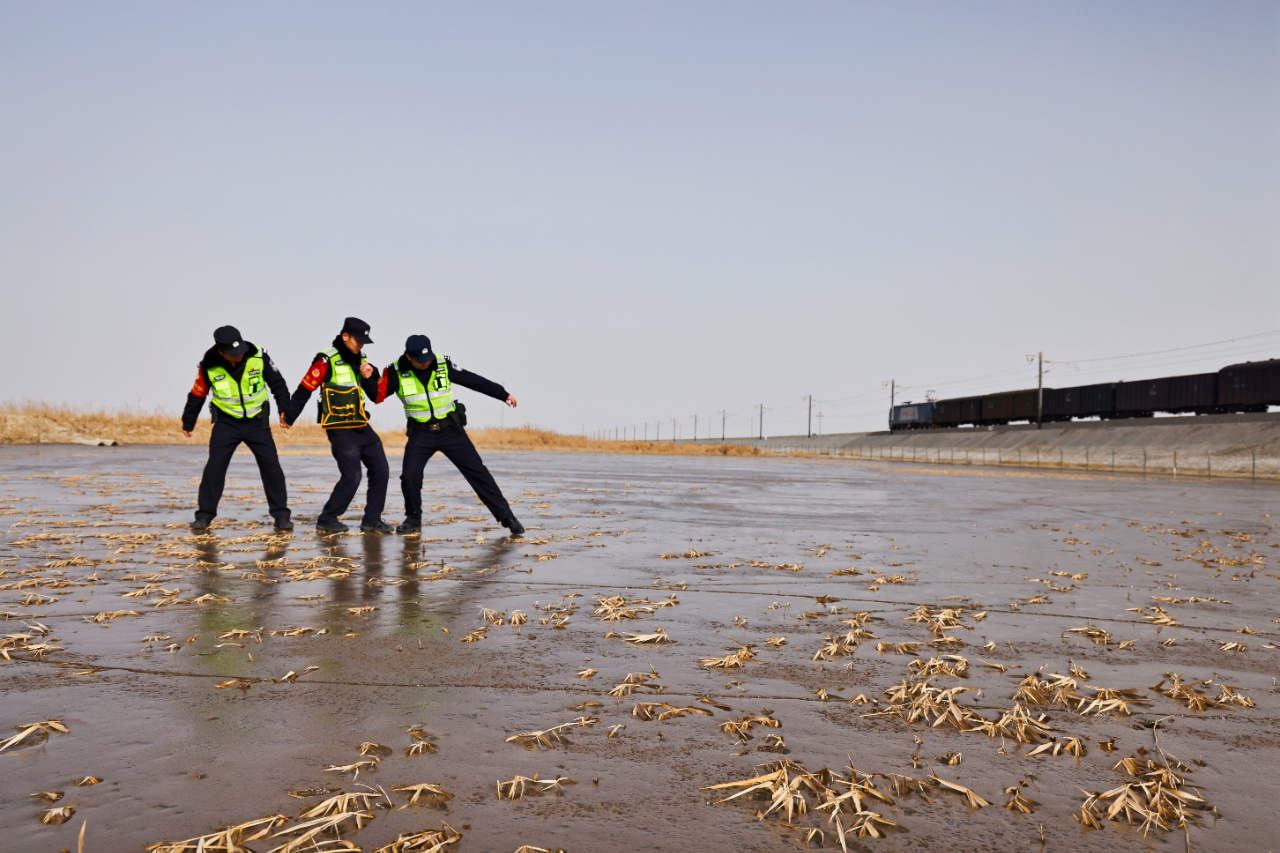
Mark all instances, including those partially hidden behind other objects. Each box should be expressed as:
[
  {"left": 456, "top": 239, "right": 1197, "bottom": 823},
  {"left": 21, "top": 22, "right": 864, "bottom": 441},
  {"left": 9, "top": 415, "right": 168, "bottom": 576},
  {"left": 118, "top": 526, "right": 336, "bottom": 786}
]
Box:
[
  {"left": 285, "top": 317, "right": 392, "bottom": 534},
  {"left": 372, "top": 334, "right": 524, "bottom": 536},
  {"left": 181, "top": 325, "right": 293, "bottom": 532}
]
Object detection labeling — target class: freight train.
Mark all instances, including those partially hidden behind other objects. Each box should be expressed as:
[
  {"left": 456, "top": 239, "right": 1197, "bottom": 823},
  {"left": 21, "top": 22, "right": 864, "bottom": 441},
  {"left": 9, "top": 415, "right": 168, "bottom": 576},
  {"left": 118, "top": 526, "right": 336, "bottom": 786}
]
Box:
[{"left": 889, "top": 359, "right": 1280, "bottom": 431}]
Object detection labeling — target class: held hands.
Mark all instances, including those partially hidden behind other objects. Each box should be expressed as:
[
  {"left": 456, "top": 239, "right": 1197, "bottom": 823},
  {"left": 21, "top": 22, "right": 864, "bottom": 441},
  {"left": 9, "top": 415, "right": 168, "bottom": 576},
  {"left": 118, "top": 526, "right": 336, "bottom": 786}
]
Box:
[
  {"left": 360, "top": 363, "right": 374, "bottom": 379},
  {"left": 505, "top": 395, "right": 518, "bottom": 408},
  {"left": 279, "top": 414, "right": 291, "bottom": 430},
  {"left": 182, "top": 430, "right": 192, "bottom": 438}
]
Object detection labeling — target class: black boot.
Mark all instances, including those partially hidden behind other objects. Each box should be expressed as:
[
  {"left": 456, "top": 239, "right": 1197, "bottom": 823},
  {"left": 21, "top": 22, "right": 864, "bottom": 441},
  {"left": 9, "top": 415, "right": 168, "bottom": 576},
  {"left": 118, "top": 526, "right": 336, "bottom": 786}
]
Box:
[
  {"left": 361, "top": 520, "right": 393, "bottom": 534},
  {"left": 316, "top": 519, "right": 349, "bottom": 533},
  {"left": 273, "top": 514, "right": 294, "bottom": 533},
  {"left": 190, "top": 514, "right": 213, "bottom": 532},
  {"left": 502, "top": 514, "right": 525, "bottom": 536},
  {"left": 396, "top": 519, "right": 422, "bottom": 535}
]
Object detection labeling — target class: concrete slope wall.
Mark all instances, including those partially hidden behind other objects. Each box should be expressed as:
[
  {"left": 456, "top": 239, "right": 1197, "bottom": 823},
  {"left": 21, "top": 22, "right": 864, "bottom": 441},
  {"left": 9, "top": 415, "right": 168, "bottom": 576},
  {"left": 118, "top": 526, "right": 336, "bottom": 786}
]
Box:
[{"left": 681, "top": 412, "right": 1280, "bottom": 479}]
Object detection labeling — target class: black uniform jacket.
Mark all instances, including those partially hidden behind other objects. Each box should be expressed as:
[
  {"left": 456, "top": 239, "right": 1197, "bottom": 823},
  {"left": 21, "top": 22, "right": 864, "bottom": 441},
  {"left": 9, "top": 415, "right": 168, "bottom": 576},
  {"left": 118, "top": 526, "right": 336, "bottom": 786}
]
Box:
[{"left": 181, "top": 343, "right": 290, "bottom": 431}]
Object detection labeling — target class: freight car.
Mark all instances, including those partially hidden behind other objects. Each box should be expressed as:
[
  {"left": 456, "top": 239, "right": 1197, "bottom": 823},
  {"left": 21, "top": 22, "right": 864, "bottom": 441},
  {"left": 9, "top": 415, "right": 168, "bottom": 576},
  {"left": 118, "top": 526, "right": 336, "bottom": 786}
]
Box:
[
  {"left": 1042, "top": 383, "right": 1115, "bottom": 422},
  {"left": 888, "top": 358, "right": 1279, "bottom": 430},
  {"left": 1115, "top": 373, "right": 1216, "bottom": 417},
  {"left": 934, "top": 396, "right": 983, "bottom": 428},
  {"left": 979, "top": 389, "right": 1040, "bottom": 425},
  {"left": 1218, "top": 359, "right": 1280, "bottom": 411}
]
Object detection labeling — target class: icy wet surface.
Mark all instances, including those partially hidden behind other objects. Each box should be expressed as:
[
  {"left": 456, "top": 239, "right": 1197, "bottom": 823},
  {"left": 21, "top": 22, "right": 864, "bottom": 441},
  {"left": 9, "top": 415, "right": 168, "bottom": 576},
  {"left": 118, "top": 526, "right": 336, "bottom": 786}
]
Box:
[{"left": 0, "top": 445, "right": 1276, "bottom": 851}]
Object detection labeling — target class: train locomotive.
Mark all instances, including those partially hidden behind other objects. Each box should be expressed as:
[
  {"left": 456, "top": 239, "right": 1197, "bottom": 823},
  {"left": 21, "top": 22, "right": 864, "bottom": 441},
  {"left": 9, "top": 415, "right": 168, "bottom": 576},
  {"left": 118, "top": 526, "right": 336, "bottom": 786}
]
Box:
[{"left": 889, "top": 359, "right": 1280, "bottom": 431}]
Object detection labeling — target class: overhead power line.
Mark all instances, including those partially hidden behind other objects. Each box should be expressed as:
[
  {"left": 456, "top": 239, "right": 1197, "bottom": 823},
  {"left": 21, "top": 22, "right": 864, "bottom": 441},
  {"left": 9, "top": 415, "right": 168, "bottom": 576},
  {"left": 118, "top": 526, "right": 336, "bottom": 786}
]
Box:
[{"left": 1053, "top": 328, "right": 1280, "bottom": 365}]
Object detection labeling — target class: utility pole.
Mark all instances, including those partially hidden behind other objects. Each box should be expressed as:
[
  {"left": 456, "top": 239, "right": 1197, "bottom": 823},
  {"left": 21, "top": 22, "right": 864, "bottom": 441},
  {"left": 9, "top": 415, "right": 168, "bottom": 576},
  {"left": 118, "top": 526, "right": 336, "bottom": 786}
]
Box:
[
  {"left": 656, "top": 422, "right": 660, "bottom": 441},
  {"left": 693, "top": 414, "right": 698, "bottom": 441},
  {"left": 1036, "top": 351, "right": 1044, "bottom": 429},
  {"left": 807, "top": 394, "right": 813, "bottom": 437},
  {"left": 720, "top": 410, "right": 726, "bottom": 442},
  {"left": 890, "top": 378, "right": 895, "bottom": 409},
  {"left": 818, "top": 411, "right": 823, "bottom": 435},
  {"left": 644, "top": 422, "right": 648, "bottom": 441},
  {"left": 672, "top": 417, "right": 677, "bottom": 443},
  {"left": 758, "top": 404, "right": 764, "bottom": 440}
]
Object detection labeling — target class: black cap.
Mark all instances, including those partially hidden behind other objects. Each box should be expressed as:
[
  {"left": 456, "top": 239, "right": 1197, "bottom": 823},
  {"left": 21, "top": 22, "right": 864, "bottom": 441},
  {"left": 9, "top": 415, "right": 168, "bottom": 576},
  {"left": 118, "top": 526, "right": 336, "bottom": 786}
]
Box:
[
  {"left": 213, "top": 325, "right": 249, "bottom": 358},
  {"left": 341, "top": 316, "right": 373, "bottom": 345},
  {"left": 404, "top": 334, "right": 433, "bottom": 363}
]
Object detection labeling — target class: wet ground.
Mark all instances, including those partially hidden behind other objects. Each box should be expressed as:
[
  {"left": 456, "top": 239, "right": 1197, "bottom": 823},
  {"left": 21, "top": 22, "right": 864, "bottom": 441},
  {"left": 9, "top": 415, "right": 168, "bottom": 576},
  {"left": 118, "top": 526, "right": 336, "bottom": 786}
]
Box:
[{"left": 0, "top": 445, "right": 1276, "bottom": 852}]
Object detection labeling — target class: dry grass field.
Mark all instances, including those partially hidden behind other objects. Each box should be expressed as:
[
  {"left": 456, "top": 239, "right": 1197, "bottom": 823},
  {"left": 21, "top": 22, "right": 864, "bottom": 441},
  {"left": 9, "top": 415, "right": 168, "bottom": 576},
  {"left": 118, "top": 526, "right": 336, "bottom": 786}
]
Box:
[{"left": 0, "top": 403, "right": 766, "bottom": 456}]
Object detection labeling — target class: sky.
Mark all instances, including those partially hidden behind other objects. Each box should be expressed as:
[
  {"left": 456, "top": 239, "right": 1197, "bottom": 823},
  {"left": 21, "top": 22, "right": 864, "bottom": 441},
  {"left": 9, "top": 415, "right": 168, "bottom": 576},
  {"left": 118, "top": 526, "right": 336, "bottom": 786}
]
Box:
[{"left": 2, "top": 1, "right": 1277, "bottom": 438}]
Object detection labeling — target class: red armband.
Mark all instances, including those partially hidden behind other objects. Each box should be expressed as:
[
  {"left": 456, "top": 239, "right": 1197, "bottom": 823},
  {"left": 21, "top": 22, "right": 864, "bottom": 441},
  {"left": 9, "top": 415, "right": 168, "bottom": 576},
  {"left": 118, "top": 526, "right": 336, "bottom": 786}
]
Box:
[
  {"left": 190, "top": 372, "right": 208, "bottom": 397},
  {"left": 300, "top": 359, "right": 328, "bottom": 391},
  {"left": 375, "top": 371, "right": 390, "bottom": 404}
]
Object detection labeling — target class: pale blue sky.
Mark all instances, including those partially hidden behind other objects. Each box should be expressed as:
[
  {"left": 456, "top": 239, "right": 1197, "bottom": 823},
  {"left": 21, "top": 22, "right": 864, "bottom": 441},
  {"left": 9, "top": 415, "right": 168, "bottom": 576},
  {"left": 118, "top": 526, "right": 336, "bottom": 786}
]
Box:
[{"left": 3, "top": 2, "right": 1277, "bottom": 436}]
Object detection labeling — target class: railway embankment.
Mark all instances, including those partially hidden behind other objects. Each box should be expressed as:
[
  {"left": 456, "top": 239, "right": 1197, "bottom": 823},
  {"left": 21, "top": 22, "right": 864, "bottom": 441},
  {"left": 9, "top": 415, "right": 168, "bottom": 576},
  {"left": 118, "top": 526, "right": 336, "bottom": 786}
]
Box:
[{"left": 681, "top": 411, "right": 1280, "bottom": 479}]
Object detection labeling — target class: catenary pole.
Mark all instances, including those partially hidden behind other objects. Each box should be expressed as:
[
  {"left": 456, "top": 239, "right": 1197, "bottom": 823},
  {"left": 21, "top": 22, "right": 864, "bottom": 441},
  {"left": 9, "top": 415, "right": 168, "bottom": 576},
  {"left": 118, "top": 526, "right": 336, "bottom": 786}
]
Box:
[{"left": 1037, "top": 351, "right": 1043, "bottom": 429}]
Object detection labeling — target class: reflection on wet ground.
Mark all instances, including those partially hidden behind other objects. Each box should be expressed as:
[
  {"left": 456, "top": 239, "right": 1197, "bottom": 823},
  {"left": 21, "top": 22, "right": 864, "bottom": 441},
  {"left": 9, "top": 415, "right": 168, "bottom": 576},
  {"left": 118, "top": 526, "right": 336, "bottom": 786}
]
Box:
[{"left": 0, "top": 445, "right": 1276, "bottom": 851}]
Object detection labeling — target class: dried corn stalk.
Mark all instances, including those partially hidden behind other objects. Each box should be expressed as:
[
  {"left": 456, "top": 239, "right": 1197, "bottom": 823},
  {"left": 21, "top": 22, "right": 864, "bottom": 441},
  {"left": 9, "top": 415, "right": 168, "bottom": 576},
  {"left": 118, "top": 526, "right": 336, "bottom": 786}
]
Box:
[
  {"left": 719, "top": 712, "right": 781, "bottom": 743},
  {"left": 631, "top": 702, "right": 712, "bottom": 721},
  {"left": 699, "top": 641, "right": 757, "bottom": 669},
  {"left": 905, "top": 605, "right": 967, "bottom": 637},
  {"left": 394, "top": 782, "right": 454, "bottom": 808},
  {"left": 623, "top": 627, "right": 672, "bottom": 645},
  {"left": 1063, "top": 625, "right": 1114, "bottom": 647},
  {"left": 1004, "top": 786, "right": 1037, "bottom": 813},
  {"left": 702, "top": 758, "right": 900, "bottom": 845},
  {"left": 607, "top": 670, "right": 664, "bottom": 697},
  {"left": 145, "top": 814, "right": 289, "bottom": 852},
  {"left": 300, "top": 791, "right": 385, "bottom": 818},
  {"left": 0, "top": 719, "right": 68, "bottom": 753},
  {"left": 269, "top": 808, "right": 374, "bottom": 851},
  {"left": 504, "top": 721, "right": 584, "bottom": 750},
  {"left": 930, "top": 773, "right": 990, "bottom": 808},
  {"left": 495, "top": 774, "right": 577, "bottom": 799},
  {"left": 908, "top": 655, "right": 969, "bottom": 678},
  {"left": 40, "top": 805, "right": 75, "bottom": 824},
  {"left": 372, "top": 823, "right": 461, "bottom": 853}
]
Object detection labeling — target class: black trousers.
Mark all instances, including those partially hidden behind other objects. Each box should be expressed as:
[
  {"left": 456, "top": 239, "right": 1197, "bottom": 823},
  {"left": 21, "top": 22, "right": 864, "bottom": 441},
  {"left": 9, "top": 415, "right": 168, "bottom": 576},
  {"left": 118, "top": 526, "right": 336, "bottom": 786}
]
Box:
[
  {"left": 401, "top": 423, "right": 512, "bottom": 523},
  {"left": 196, "top": 418, "right": 289, "bottom": 522},
  {"left": 320, "top": 425, "right": 388, "bottom": 525}
]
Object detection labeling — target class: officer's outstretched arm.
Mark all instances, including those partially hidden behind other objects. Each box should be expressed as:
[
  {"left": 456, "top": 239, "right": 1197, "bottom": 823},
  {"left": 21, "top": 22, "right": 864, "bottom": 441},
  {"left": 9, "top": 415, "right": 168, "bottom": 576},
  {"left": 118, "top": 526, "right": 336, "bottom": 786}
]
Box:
[
  {"left": 366, "top": 367, "right": 396, "bottom": 405},
  {"left": 181, "top": 365, "right": 208, "bottom": 436},
  {"left": 286, "top": 357, "right": 327, "bottom": 425}
]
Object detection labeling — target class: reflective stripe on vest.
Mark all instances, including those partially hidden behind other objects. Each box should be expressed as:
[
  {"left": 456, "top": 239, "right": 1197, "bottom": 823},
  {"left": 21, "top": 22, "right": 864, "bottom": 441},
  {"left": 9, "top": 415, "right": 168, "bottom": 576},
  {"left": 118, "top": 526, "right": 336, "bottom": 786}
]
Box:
[
  {"left": 207, "top": 352, "right": 268, "bottom": 419},
  {"left": 324, "top": 347, "right": 362, "bottom": 388},
  {"left": 396, "top": 356, "right": 455, "bottom": 422},
  {"left": 317, "top": 347, "right": 370, "bottom": 428}
]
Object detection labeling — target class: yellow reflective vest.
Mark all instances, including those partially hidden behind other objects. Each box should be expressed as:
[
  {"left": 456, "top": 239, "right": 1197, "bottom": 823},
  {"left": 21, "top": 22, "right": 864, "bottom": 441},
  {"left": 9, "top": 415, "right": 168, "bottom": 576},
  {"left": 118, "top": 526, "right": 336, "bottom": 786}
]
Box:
[
  {"left": 318, "top": 347, "right": 370, "bottom": 429},
  {"left": 396, "top": 357, "right": 455, "bottom": 422},
  {"left": 207, "top": 352, "right": 268, "bottom": 419}
]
